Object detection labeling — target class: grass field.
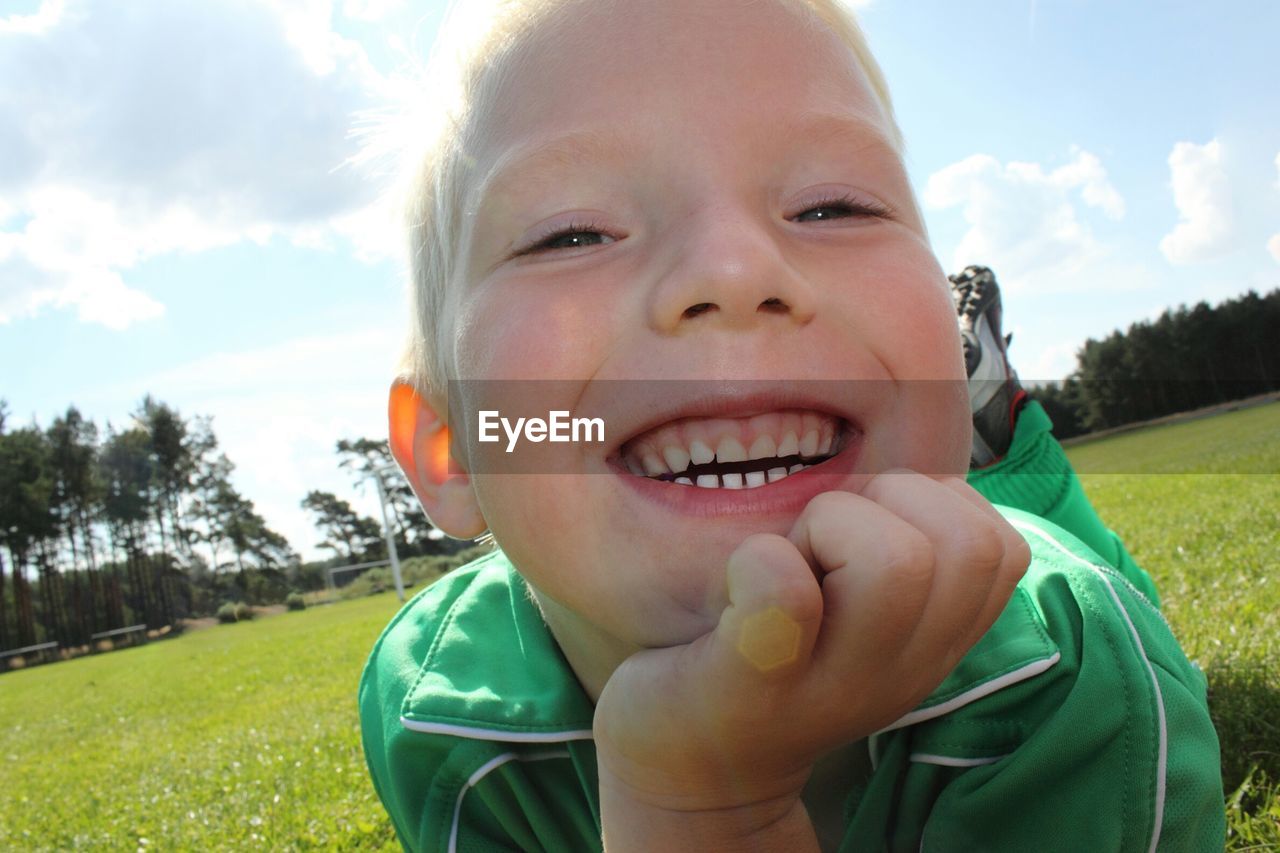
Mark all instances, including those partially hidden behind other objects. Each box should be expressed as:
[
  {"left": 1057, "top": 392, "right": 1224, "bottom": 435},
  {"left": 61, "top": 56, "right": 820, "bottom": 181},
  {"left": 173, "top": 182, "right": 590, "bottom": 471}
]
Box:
[
  {"left": 2, "top": 403, "right": 1277, "bottom": 849},
  {"left": 1067, "top": 401, "right": 1280, "bottom": 848},
  {"left": 0, "top": 594, "right": 404, "bottom": 850}
]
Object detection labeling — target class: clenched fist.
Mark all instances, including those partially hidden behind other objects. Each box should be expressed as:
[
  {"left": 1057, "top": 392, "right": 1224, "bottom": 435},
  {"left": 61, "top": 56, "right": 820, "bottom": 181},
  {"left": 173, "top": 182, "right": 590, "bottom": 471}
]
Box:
[{"left": 594, "top": 471, "right": 1031, "bottom": 851}]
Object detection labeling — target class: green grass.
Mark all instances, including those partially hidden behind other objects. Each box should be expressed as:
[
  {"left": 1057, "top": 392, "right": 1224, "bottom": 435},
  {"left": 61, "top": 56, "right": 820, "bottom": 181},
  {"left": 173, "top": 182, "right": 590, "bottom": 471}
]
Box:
[
  {"left": 1067, "top": 398, "right": 1280, "bottom": 475},
  {"left": 1067, "top": 401, "right": 1280, "bottom": 848},
  {"left": 1, "top": 404, "right": 1276, "bottom": 849},
  {"left": 0, "top": 595, "right": 404, "bottom": 851}
]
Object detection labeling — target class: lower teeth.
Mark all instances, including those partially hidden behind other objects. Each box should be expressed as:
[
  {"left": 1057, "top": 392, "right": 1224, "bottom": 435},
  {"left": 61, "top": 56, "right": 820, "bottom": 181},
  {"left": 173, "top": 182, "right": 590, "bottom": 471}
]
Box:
[{"left": 674, "top": 462, "right": 810, "bottom": 489}]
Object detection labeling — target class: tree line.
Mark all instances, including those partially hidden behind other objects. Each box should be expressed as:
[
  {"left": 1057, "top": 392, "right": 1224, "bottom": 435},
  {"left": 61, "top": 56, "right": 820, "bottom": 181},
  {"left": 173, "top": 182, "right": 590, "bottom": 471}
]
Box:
[
  {"left": 0, "top": 397, "right": 454, "bottom": 656},
  {"left": 0, "top": 397, "right": 301, "bottom": 652},
  {"left": 1034, "top": 288, "right": 1279, "bottom": 439}
]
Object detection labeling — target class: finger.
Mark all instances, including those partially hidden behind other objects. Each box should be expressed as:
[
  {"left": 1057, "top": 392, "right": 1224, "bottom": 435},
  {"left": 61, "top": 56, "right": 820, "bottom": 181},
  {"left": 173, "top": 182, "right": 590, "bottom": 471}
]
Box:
[
  {"left": 713, "top": 533, "right": 823, "bottom": 681},
  {"left": 861, "top": 471, "right": 1011, "bottom": 666},
  {"left": 936, "top": 478, "right": 1032, "bottom": 630},
  {"left": 786, "top": 491, "right": 936, "bottom": 683},
  {"left": 937, "top": 476, "right": 1032, "bottom": 581}
]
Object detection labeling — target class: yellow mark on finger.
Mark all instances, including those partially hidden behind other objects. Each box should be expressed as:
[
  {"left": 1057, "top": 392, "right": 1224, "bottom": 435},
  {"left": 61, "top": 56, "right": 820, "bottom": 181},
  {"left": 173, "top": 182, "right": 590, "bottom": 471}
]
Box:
[{"left": 737, "top": 607, "right": 801, "bottom": 672}]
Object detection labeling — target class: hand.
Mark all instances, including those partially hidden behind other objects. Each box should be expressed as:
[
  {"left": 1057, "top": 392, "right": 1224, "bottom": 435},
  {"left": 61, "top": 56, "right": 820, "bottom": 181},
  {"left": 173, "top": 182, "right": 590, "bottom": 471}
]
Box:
[{"left": 594, "top": 471, "right": 1030, "bottom": 850}]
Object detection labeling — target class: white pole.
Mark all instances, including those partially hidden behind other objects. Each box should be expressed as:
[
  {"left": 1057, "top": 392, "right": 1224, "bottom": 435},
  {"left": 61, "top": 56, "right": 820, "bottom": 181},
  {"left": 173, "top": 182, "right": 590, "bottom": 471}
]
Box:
[{"left": 372, "top": 472, "right": 405, "bottom": 602}]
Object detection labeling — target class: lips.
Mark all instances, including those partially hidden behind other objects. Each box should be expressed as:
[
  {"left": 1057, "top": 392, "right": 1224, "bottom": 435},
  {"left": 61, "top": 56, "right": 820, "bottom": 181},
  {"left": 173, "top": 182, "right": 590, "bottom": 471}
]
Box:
[{"left": 617, "top": 409, "right": 854, "bottom": 489}]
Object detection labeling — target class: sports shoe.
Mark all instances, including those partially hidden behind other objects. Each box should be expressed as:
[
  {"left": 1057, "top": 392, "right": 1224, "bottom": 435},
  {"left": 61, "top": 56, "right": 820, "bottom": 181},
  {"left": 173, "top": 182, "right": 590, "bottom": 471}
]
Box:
[{"left": 949, "top": 265, "right": 1028, "bottom": 468}]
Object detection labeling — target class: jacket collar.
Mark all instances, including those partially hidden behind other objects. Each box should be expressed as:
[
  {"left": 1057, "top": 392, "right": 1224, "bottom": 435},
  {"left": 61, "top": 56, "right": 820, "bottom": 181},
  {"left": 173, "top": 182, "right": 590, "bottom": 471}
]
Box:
[{"left": 401, "top": 553, "right": 595, "bottom": 741}]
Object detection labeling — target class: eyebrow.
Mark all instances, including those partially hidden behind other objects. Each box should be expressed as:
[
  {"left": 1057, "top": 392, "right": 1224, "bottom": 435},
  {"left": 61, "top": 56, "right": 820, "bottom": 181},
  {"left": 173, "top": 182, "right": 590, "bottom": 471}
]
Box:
[
  {"left": 470, "top": 127, "right": 639, "bottom": 216},
  {"left": 470, "top": 110, "right": 899, "bottom": 215},
  {"left": 780, "top": 110, "right": 900, "bottom": 161}
]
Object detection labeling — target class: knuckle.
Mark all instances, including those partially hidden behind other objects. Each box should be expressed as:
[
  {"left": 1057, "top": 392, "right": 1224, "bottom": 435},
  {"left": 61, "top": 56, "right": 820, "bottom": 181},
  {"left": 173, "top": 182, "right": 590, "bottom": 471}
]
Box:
[
  {"left": 952, "top": 523, "right": 1007, "bottom": 573},
  {"left": 800, "top": 491, "right": 860, "bottom": 546},
  {"left": 885, "top": 528, "right": 936, "bottom": 588},
  {"left": 1004, "top": 535, "right": 1032, "bottom": 582},
  {"left": 895, "top": 527, "right": 936, "bottom": 569}
]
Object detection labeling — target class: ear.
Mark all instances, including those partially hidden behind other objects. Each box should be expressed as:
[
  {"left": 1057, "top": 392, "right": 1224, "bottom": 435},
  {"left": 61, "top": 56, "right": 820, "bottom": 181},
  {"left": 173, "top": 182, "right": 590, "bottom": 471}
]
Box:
[{"left": 388, "top": 380, "right": 488, "bottom": 539}]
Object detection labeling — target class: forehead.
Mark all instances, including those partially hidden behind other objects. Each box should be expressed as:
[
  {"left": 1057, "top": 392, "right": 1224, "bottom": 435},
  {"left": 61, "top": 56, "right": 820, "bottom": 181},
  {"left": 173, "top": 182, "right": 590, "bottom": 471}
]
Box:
[{"left": 463, "top": 0, "right": 896, "bottom": 202}]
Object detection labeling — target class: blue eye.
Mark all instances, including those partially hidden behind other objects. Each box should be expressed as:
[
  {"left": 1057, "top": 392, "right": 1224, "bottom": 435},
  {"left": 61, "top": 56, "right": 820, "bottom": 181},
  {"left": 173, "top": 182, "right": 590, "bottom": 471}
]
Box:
[
  {"left": 522, "top": 220, "right": 614, "bottom": 255},
  {"left": 794, "top": 194, "right": 892, "bottom": 223}
]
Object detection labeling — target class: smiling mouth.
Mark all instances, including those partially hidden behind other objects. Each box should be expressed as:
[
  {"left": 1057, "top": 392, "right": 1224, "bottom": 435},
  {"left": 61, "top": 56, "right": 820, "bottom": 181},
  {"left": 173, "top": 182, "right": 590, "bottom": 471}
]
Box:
[{"left": 617, "top": 409, "right": 853, "bottom": 489}]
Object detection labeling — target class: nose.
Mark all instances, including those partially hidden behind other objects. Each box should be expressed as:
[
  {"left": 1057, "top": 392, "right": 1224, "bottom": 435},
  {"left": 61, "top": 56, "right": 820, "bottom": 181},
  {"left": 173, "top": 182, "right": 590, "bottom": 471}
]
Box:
[{"left": 647, "top": 204, "right": 817, "bottom": 334}]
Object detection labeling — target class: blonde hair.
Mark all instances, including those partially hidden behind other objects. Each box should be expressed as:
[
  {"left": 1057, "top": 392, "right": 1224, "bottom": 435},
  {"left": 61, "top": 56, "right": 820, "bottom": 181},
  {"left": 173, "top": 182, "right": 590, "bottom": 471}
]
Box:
[{"left": 393, "top": 0, "right": 904, "bottom": 396}]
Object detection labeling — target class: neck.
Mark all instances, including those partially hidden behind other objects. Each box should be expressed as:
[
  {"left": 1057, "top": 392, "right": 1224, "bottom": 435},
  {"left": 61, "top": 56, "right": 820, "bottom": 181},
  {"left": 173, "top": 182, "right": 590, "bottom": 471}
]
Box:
[{"left": 526, "top": 583, "right": 641, "bottom": 703}]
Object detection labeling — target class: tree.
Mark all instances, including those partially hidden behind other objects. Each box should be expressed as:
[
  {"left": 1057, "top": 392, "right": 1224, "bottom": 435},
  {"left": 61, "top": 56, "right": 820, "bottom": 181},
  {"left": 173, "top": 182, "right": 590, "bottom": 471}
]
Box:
[
  {"left": 0, "top": 426, "right": 58, "bottom": 645},
  {"left": 47, "top": 408, "right": 103, "bottom": 641},
  {"left": 135, "top": 397, "right": 193, "bottom": 561},
  {"left": 221, "top": 489, "right": 295, "bottom": 573},
  {"left": 0, "top": 397, "right": 303, "bottom": 650},
  {"left": 301, "top": 490, "right": 382, "bottom": 563},
  {"left": 99, "top": 427, "right": 159, "bottom": 627},
  {"left": 1034, "top": 286, "right": 1278, "bottom": 436},
  {"left": 336, "top": 438, "right": 442, "bottom": 552},
  {"left": 1076, "top": 332, "right": 1131, "bottom": 431},
  {"left": 186, "top": 417, "right": 237, "bottom": 572},
  {"left": 0, "top": 399, "right": 7, "bottom": 649}
]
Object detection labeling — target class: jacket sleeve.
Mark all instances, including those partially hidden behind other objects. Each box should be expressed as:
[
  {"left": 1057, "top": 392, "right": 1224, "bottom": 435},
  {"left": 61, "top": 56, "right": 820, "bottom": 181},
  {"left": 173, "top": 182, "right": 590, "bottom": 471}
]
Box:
[
  {"left": 357, "top": 584, "right": 600, "bottom": 852},
  {"left": 966, "top": 400, "right": 1161, "bottom": 607},
  {"left": 358, "top": 584, "right": 463, "bottom": 851},
  {"left": 893, "top": 520, "right": 1224, "bottom": 851}
]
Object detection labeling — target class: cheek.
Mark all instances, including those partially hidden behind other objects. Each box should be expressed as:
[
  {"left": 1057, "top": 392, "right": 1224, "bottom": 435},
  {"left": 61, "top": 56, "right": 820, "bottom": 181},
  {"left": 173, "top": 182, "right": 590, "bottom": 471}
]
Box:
[
  {"left": 471, "top": 477, "right": 593, "bottom": 604},
  {"left": 472, "top": 472, "right": 728, "bottom": 646},
  {"left": 891, "top": 380, "right": 972, "bottom": 475},
  {"left": 863, "top": 257, "right": 964, "bottom": 381},
  {"left": 890, "top": 288, "right": 971, "bottom": 474},
  {"left": 855, "top": 254, "right": 971, "bottom": 474},
  {"left": 454, "top": 280, "right": 622, "bottom": 381}
]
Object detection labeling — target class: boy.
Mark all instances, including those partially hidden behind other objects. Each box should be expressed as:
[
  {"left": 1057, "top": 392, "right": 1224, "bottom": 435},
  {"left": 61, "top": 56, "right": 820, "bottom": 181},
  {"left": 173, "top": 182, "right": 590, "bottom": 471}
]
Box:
[{"left": 359, "top": 0, "right": 1224, "bottom": 849}]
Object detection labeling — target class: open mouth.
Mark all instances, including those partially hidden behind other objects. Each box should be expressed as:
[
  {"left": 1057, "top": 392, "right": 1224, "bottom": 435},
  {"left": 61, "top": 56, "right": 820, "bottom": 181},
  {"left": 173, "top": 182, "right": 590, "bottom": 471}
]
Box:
[{"left": 617, "top": 409, "right": 853, "bottom": 489}]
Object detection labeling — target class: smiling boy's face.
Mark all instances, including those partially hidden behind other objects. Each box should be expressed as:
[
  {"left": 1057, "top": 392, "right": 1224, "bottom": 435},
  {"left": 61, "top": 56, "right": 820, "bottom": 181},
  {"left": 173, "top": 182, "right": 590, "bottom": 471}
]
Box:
[{"left": 428, "top": 0, "right": 970, "bottom": 687}]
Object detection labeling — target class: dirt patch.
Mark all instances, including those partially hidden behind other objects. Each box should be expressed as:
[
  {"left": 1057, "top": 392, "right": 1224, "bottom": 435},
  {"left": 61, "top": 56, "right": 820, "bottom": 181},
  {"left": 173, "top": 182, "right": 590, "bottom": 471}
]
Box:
[{"left": 179, "top": 605, "right": 286, "bottom": 631}]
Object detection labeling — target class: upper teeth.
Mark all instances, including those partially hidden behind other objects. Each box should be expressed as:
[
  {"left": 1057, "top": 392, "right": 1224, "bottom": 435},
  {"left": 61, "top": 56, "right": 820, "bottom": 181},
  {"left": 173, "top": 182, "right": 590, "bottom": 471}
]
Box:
[
  {"left": 689, "top": 440, "right": 714, "bottom": 465},
  {"left": 662, "top": 445, "right": 691, "bottom": 473},
  {"left": 620, "top": 410, "right": 844, "bottom": 489}
]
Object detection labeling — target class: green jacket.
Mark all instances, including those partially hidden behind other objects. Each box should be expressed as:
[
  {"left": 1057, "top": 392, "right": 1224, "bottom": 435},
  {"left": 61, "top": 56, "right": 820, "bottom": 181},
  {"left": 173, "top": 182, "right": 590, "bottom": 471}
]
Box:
[{"left": 359, "top": 508, "right": 1224, "bottom": 851}]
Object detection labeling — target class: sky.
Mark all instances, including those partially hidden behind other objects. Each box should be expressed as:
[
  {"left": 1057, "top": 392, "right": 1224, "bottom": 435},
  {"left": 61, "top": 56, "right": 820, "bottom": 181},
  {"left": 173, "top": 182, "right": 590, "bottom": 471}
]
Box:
[{"left": 1, "top": 0, "right": 1277, "bottom": 561}]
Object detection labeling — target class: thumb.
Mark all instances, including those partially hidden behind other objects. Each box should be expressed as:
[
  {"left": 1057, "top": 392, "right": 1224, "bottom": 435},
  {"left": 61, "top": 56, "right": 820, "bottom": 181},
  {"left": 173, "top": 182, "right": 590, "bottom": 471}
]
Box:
[{"left": 712, "top": 534, "right": 823, "bottom": 681}]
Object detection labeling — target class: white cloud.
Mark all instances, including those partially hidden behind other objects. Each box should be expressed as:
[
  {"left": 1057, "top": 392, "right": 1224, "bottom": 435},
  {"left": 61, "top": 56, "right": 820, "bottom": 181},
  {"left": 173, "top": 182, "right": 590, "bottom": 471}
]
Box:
[
  {"left": 1269, "top": 152, "right": 1280, "bottom": 265},
  {"left": 922, "top": 147, "right": 1125, "bottom": 290},
  {"left": 1159, "top": 139, "right": 1234, "bottom": 264},
  {"left": 0, "top": 0, "right": 399, "bottom": 329},
  {"left": 44, "top": 269, "right": 166, "bottom": 330},
  {"left": 0, "top": 0, "right": 66, "bottom": 35},
  {"left": 1017, "top": 338, "right": 1078, "bottom": 382}
]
